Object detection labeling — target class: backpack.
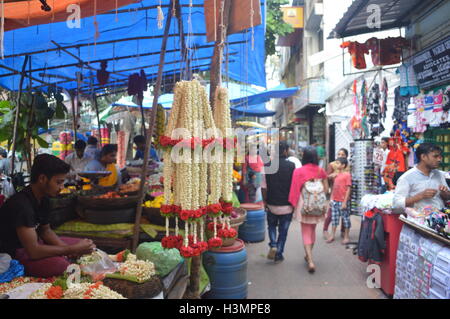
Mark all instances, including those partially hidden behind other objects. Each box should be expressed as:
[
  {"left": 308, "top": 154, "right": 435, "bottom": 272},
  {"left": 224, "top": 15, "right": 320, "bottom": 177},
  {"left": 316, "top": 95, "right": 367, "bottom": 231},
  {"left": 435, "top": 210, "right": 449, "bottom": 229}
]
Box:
[{"left": 301, "top": 178, "right": 327, "bottom": 216}]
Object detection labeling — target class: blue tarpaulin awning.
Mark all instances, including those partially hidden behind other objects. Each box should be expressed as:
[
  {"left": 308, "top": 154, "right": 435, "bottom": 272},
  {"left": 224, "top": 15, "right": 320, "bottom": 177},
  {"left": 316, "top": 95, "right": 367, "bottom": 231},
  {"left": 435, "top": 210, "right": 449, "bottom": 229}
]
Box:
[{"left": 0, "top": 1, "right": 266, "bottom": 93}]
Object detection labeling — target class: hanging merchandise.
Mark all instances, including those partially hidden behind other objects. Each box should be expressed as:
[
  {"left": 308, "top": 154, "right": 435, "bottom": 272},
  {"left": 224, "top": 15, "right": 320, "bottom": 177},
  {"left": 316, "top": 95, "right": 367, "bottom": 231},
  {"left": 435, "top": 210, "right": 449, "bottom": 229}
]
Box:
[
  {"left": 380, "top": 77, "right": 388, "bottom": 121},
  {"left": 365, "top": 37, "right": 410, "bottom": 66},
  {"left": 349, "top": 80, "right": 362, "bottom": 138},
  {"left": 393, "top": 87, "right": 410, "bottom": 124},
  {"left": 430, "top": 90, "right": 444, "bottom": 127},
  {"left": 340, "top": 41, "right": 369, "bottom": 69},
  {"left": 97, "top": 61, "right": 110, "bottom": 86},
  {"left": 367, "top": 83, "right": 384, "bottom": 138},
  {"left": 159, "top": 80, "right": 236, "bottom": 257},
  {"left": 127, "top": 70, "right": 148, "bottom": 100},
  {"left": 383, "top": 130, "right": 409, "bottom": 190},
  {"left": 357, "top": 208, "right": 385, "bottom": 264},
  {"left": 350, "top": 139, "right": 379, "bottom": 216},
  {"left": 396, "top": 63, "right": 419, "bottom": 97}
]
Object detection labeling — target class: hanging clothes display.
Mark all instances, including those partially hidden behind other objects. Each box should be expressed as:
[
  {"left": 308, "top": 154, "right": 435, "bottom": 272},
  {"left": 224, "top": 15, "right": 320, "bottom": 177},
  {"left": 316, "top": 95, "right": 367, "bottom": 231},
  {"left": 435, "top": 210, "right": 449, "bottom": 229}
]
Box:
[
  {"left": 340, "top": 41, "right": 369, "bottom": 69},
  {"left": 396, "top": 63, "right": 419, "bottom": 96},
  {"left": 365, "top": 37, "right": 410, "bottom": 66},
  {"left": 393, "top": 86, "right": 410, "bottom": 123},
  {"left": 367, "top": 83, "right": 385, "bottom": 137}
]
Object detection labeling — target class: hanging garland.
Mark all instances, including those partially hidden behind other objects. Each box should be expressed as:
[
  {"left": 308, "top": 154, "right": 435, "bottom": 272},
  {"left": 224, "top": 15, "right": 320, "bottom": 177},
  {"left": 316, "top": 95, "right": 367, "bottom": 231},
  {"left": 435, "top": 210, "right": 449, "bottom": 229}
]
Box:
[{"left": 161, "top": 80, "right": 224, "bottom": 257}]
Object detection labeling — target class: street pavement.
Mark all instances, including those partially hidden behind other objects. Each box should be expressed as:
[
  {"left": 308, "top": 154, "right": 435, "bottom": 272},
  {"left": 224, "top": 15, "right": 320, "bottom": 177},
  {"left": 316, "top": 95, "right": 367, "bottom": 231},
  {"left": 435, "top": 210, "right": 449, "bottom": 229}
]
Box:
[{"left": 245, "top": 215, "right": 387, "bottom": 299}]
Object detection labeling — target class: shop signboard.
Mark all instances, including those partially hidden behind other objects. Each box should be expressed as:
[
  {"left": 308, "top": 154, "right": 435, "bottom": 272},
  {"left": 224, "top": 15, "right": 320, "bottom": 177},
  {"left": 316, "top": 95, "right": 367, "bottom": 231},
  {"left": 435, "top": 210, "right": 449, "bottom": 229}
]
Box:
[
  {"left": 281, "top": 7, "right": 304, "bottom": 29},
  {"left": 412, "top": 36, "right": 450, "bottom": 89}
]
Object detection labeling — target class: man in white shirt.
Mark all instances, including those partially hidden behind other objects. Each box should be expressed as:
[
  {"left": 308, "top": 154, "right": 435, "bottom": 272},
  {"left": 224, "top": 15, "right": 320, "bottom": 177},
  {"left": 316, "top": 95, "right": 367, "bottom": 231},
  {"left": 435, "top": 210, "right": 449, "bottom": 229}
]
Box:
[
  {"left": 394, "top": 143, "right": 450, "bottom": 211},
  {"left": 287, "top": 149, "right": 302, "bottom": 169},
  {"left": 64, "top": 140, "right": 92, "bottom": 179}
]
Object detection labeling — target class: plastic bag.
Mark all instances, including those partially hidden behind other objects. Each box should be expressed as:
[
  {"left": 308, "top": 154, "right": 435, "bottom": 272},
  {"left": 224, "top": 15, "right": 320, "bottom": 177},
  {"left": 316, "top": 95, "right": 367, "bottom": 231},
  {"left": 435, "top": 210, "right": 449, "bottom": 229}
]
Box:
[
  {"left": 136, "top": 242, "right": 183, "bottom": 277},
  {"left": 77, "top": 249, "right": 117, "bottom": 281},
  {"left": 1, "top": 177, "right": 15, "bottom": 198},
  {"left": 0, "top": 260, "right": 24, "bottom": 284},
  {"left": 0, "top": 254, "right": 12, "bottom": 274}
]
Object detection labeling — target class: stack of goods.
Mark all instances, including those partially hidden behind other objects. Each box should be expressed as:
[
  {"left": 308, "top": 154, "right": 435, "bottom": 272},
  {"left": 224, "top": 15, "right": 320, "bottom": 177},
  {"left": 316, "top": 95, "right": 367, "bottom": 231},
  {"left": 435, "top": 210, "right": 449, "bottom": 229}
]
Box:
[
  {"left": 350, "top": 139, "right": 379, "bottom": 216},
  {"left": 424, "top": 128, "right": 450, "bottom": 171},
  {"left": 52, "top": 141, "right": 62, "bottom": 158},
  {"left": 158, "top": 80, "right": 235, "bottom": 257},
  {"left": 394, "top": 225, "right": 450, "bottom": 299},
  {"left": 59, "top": 131, "right": 73, "bottom": 161},
  {"left": 118, "top": 178, "right": 141, "bottom": 194},
  {"left": 405, "top": 207, "right": 450, "bottom": 239}
]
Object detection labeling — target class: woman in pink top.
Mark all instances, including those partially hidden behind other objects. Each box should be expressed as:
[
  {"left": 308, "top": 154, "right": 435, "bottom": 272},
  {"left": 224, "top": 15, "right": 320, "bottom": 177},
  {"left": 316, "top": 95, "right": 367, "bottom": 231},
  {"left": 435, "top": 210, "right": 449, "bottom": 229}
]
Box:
[
  {"left": 289, "top": 147, "right": 329, "bottom": 273},
  {"left": 240, "top": 144, "right": 264, "bottom": 203}
]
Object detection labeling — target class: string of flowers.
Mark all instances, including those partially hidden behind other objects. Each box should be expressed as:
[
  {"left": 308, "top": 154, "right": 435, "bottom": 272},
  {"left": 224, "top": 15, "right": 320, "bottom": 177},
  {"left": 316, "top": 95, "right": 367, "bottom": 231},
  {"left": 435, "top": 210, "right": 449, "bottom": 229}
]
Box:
[{"left": 161, "top": 80, "right": 219, "bottom": 255}]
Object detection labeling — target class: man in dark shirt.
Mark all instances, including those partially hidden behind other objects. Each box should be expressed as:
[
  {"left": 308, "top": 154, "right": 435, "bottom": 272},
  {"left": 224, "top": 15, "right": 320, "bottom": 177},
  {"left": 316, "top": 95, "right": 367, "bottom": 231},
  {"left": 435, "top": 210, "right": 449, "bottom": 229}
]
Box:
[
  {"left": 261, "top": 141, "right": 296, "bottom": 263},
  {"left": 133, "top": 135, "right": 159, "bottom": 162},
  {"left": 0, "top": 154, "right": 95, "bottom": 277}
]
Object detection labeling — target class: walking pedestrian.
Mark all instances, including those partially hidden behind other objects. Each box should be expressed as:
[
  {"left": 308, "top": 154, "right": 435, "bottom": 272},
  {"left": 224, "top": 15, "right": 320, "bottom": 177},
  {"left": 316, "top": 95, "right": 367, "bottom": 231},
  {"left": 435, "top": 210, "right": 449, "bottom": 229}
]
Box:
[
  {"left": 287, "top": 149, "right": 302, "bottom": 169},
  {"left": 240, "top": 144, "right": 264, "bottom": 203},
  {"left": 261, "top": 142, "right": 296, "bottom": 263},
  {"left": 326, "top": 157, "right": 352, "bottom": 244},
  {"left": 289, "top": 147, "right": 329, "bottom": 273},
  {"left": 323, "top": 148, "right": 349, "bottom": 239}
]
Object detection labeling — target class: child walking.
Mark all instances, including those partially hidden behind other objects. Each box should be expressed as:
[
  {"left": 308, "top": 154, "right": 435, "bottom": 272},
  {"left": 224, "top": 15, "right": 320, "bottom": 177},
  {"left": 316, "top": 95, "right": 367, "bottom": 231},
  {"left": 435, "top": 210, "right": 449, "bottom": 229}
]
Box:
[{"left": 326, "top": 158, "right": 352, "bottom": 245}]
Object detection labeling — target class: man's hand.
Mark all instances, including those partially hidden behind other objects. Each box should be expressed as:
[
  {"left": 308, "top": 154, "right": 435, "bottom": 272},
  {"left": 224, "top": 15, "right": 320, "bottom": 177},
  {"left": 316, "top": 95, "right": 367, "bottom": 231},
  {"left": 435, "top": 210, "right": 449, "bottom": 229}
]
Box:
[
  {"left": 419, "top": 189, "right": 438, "bottom": 200},
  {"left": 439, "top": 185, "right": 450, "bottom": 199},
  {"left": 341, "top": 202, "right": 347, "bottom": 210},
  {"left": 68, "top": 239, "right": 96, "bottom": 257}
]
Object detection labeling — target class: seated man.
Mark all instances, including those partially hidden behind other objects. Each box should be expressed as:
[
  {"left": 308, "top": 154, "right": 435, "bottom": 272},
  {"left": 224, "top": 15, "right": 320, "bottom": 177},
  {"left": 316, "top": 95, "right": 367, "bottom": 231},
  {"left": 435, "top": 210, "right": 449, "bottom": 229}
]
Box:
[
  {"left": 64, "top": 139, "right": 92, "bottom": 180},
  {"left": 84, "top": 144, "right": 121, "bottom": 189},
  {"left": 0, "top": 154, "right": 96, "bottom": 278},
  {"left": 133, "top": 135, "right": 159, "bottom": 162},
  {"left": 394, "top": 143, "right": 450, "bottom": 211}
]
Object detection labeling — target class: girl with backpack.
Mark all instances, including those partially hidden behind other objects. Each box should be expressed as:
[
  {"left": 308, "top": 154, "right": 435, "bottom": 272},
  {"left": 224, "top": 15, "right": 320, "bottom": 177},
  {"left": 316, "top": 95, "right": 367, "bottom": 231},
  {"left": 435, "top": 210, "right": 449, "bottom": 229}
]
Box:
[{"left": 289, "top": 147, "right": 329, "bottom": 273}]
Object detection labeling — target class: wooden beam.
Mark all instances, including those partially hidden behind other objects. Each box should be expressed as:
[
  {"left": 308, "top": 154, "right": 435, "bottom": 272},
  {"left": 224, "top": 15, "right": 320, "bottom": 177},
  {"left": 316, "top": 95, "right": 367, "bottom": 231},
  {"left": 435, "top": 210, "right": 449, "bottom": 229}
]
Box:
[
  {"left": 10, "top": 55, "right": 29, "bottom": 176},
  {"left": 132, "top": 0, "right": 175, "bottom": 252},
  {"left": 209, "top": 0, "right": 233, "bottom": 108}
]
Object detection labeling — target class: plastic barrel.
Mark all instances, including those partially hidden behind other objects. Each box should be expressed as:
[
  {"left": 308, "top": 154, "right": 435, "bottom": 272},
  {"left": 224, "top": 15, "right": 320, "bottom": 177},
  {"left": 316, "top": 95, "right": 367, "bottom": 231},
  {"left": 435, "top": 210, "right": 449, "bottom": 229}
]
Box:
[
  {"left": 238, "top": 203, "right": 266, "bottom": 242},
  {"left": 203, "top": 239, "right": 248, "bottom": 299}
]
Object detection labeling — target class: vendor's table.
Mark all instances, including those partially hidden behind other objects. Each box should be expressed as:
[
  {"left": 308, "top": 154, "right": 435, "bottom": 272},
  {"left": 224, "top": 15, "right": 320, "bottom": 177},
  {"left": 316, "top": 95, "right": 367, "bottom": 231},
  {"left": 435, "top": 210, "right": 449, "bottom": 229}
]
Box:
[{"left": 394, "top": 216, "right": 450, "bottom": 299}]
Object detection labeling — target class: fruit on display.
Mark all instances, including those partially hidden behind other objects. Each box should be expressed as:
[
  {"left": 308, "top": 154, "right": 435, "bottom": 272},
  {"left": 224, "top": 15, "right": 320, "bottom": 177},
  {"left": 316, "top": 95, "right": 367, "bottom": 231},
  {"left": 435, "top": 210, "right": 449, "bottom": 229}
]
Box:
[
  {"left": 144, "top": 195, "right": 165, "bottom": 208},
  {"left": 94, "top": 191, "right": 128, "bottom": 199}
]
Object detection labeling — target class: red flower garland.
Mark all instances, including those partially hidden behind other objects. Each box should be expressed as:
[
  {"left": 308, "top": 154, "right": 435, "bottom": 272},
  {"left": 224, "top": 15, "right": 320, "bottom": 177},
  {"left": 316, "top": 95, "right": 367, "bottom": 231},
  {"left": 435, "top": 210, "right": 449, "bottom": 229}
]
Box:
[
  {"left": 217, "top": 228, "right": 237, "bottom": 238},
  {"left": 159, "top": 136, "right": 236, "bottom": 150},
  {"left": 208, "top": 237, "right": 223, "bottom": 248}
]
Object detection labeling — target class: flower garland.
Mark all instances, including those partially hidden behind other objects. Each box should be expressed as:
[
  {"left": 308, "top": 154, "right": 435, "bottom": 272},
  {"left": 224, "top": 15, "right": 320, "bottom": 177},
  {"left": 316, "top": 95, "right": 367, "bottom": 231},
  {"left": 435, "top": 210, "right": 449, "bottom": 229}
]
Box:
[
  {"left": 213, "top": 87, "right": 235, "bottom": 231},
  {"left": 161, "top": 80, "right": 219, "bottom": 257}
]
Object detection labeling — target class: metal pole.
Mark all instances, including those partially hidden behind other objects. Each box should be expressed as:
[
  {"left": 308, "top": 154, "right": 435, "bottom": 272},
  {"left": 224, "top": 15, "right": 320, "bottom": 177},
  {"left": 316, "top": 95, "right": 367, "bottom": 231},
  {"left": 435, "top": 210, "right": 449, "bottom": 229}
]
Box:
[
  {"left": 10, "top": 55, "right": 30, "bottom": 176},
  {"left": 132, "top": 0, "right": 175, "bottom": 252}
]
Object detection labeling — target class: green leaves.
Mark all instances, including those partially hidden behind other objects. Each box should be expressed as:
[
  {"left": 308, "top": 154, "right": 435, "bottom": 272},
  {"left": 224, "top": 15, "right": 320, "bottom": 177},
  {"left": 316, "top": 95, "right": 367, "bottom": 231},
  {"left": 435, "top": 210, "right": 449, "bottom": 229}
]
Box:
[
  {"left": 35, "top": 135, "right": 49, "bottom": 148},
  {"left": 266, "top": 0, "right": 294, "bottom": 57},
  {"left": 54, "top": 101, "right": 67, "bottom": 119}
]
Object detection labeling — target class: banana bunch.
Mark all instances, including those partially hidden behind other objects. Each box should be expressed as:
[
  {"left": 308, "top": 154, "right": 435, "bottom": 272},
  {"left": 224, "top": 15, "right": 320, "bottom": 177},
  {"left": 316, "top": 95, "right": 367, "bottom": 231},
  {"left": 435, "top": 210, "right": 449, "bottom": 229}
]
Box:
[
  {"left": 155, "top": 104, "right": 165, "bottom": 149},
  {"left": 143, "top": 195, "right": 165, "bottom": 208}
]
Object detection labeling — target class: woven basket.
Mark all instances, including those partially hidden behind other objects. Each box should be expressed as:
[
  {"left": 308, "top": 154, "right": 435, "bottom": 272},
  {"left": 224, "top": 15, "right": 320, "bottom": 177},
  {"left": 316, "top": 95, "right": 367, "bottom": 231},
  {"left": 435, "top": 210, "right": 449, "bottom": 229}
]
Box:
[
  {"left": 230, "top": 208, "right": 247, "bottom": 228},
  {"left": 143, "top": 207, "right": 185, "bottom": 228},
  {"left": 103, "top": 276, "right": 163, "bottom": 299},
  {"left": 80, "top": 207, "right": 137, "bottom": 224},
  {"left": 49, "top": 195, "right": 76, "bottom": 210},
  {"left": 49, "top": 207, "right": 77, "bottom": 228},
  {"left": 78, "top": 195, "right": 140, "bottom": 210}
]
